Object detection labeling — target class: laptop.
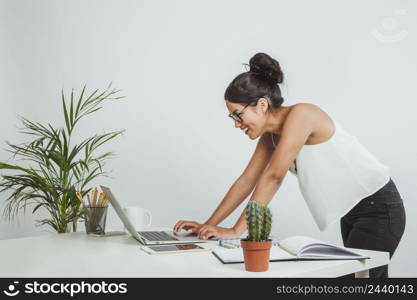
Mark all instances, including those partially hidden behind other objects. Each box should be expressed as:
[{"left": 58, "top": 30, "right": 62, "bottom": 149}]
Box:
[{"left": 100, "top": 185, "right": 209, "bottom": 245}]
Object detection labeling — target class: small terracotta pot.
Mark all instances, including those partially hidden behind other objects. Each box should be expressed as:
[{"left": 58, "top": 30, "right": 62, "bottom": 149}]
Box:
[{"left": 240, "top": 239, "right": 272, "bottom": 272}]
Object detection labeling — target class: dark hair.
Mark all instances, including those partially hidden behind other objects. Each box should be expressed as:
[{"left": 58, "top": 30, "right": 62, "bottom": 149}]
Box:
[{"left": 224, "top": 52, "right": 284, "bottom": 109}]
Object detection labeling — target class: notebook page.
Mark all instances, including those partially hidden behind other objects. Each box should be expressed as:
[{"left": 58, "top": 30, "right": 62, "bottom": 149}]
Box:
[
  {"left": 213, "top": 245, "right": 295, "bottom": 263},
  {"left": 279, "top": 236, "right": 327, "bottom": 255},
  {"left": 300, "top": 245, "right": 368, "bottom": 259}
]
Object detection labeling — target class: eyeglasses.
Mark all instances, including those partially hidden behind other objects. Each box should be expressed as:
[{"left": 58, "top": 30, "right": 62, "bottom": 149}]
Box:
[{"left": 228, "top": 103, "right": 251, "bottom": 122}]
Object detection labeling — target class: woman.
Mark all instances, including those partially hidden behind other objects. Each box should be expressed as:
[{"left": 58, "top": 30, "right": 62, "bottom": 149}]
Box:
[{"left": 173, "top": 52, "right": 406, "bottom": 278}]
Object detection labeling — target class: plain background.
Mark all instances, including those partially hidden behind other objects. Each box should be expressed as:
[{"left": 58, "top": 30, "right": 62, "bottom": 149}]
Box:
[{"left": 0, "top": 0, "right": 416, "bottom": 277}]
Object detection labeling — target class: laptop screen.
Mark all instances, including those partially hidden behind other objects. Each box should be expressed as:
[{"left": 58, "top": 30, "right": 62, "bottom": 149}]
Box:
[{"left": 100, "top": 185, "right": 144, "bottom": 242}]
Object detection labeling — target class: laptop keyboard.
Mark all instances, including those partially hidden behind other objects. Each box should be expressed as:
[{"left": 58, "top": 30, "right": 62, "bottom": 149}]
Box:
[{"left": 139, "top": 231, "right": 179, "bottom": 241}]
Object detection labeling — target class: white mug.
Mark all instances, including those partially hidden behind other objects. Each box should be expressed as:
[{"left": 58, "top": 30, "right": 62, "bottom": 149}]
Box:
[{"left": 122, "top": 206, "right": 152, "bottom": 232}]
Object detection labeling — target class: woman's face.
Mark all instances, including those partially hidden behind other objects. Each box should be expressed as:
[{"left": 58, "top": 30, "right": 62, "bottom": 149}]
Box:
[{"left": 226, "top": 99, "right": 269, "bottom": 140}]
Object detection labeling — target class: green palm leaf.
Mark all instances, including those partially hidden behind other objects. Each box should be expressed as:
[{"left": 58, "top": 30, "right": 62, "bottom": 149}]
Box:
[{"left": 0, "top": 84, "right": 124, "bottom": 233}]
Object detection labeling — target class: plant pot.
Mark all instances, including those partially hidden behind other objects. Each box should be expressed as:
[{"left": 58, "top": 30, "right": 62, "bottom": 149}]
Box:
[{"left": 240, "top": 239, "right": 272, "bottom": 272}]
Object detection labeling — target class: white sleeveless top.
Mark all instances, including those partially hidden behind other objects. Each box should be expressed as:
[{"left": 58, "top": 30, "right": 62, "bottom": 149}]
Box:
[{"left": 282, "top": 119, "right": 390, "bottom": 232}]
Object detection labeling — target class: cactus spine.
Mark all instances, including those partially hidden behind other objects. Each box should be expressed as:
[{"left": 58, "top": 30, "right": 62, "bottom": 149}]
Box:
[{"left": 245, "top": 201, "right": 272, "bottom": 242}]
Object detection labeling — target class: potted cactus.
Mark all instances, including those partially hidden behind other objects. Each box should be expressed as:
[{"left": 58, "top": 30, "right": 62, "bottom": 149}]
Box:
[{"left": 240, "top": 200, "right": 273, "bottom": 272}]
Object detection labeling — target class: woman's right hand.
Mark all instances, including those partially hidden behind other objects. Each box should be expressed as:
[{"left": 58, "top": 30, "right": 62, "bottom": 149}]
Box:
[{"left": 173, "top": 220, "right": 205, "bottom": 235}]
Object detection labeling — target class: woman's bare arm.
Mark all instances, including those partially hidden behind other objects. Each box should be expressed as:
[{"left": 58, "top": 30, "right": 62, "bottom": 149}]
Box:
[
  {"left": 232, "top": 105, "right": 314, "bottom": 235},
  {"left": 173, "top": 133, "right": 275, "bottom": 234},
  {"left": 204, "top": 132, "right": 275, "bottom": 226}
]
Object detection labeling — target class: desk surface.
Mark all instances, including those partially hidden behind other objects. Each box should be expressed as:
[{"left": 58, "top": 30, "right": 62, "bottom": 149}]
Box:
[{"left": 0, "top": 231, "right": 390, "bottom": 278}]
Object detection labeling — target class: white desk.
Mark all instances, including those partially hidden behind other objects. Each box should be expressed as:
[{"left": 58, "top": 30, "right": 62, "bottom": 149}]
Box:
[{"left": 0, "top": 230, "right": 390, "bottom": 278}]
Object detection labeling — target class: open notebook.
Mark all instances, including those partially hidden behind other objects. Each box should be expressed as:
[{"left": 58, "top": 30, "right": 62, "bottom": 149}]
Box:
[{"left": 212, "top": 236, "right": 370, "bottom": 264}]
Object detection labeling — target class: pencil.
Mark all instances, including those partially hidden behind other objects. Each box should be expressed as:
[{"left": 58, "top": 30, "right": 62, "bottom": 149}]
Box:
[
  {"left": 92, "top": 188, "right": 98, "bottom": 206},
  {"left": 278, "top": 244, "right": 298, "bottom": 256},
  {"left": 76, "top": 190, "right": 82, "bottom": 202},
  {"left": 103, "top": 195, "right": 109, "bottom": 207},
  {"left": 98, "top": 193, "right": 104, "bottom": 207}
]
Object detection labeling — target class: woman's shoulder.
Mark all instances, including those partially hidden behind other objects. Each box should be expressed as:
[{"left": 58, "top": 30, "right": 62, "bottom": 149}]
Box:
[
  {"left": 290, "top": 102, "right": 332, "bottom": 121},
  {"left": 284, "top": 102, "right": 322, "bottom": 125},
  {"left": 290, "top": 103, "right": 335, "bottom": 144},
  {"left": 292, "top": 102, "right": 324, "bottom": 113}
]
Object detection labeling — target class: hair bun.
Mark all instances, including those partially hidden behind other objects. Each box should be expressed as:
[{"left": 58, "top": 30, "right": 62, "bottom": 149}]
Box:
[{"left": 249, "top": 52, "right": 284, "bottom": 85}]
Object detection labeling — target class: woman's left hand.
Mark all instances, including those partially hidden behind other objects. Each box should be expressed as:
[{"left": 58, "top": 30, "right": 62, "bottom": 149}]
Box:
[{"left": 197, "top": 225, "right": 239, "bottom": 240}]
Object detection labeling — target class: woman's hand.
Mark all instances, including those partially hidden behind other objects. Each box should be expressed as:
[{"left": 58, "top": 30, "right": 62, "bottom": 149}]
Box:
[
  {"left": 173, "top": 220, "right": 205, "bottom": 235},
  {"left": 173, "top": 221, "right": 239, "bottom": 240},
  {"left": 197, "top": 225, "right": 239, "bottom": 240}
]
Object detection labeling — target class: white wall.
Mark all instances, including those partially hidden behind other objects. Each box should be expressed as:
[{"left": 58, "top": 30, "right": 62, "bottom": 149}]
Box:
[{"left": 0, "top": 0, "right": 416, "bottom": 276}]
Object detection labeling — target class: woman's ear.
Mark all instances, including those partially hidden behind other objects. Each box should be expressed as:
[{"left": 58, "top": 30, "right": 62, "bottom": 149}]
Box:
[{"left": 258, "top": 97, "right": 270, "bottom": 114}]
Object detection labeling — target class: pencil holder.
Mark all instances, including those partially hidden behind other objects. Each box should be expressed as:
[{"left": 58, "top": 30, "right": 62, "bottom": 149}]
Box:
[{"left": 83, "top": 206, "right": 108, "bottom": 235}]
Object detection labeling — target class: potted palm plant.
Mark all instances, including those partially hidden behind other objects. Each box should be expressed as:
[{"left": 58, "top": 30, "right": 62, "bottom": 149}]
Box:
[
  {"left": 240, "top": 200, "right": 273, "bottom": 272},
  {"left": 0, "top": 84, "right": 124, "bottom": 233}
]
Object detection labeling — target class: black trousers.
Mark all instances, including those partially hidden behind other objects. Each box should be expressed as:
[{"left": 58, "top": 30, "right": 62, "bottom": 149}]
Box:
[{"left": 339, "top": 178, "right": 406, "bottom": 278}]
